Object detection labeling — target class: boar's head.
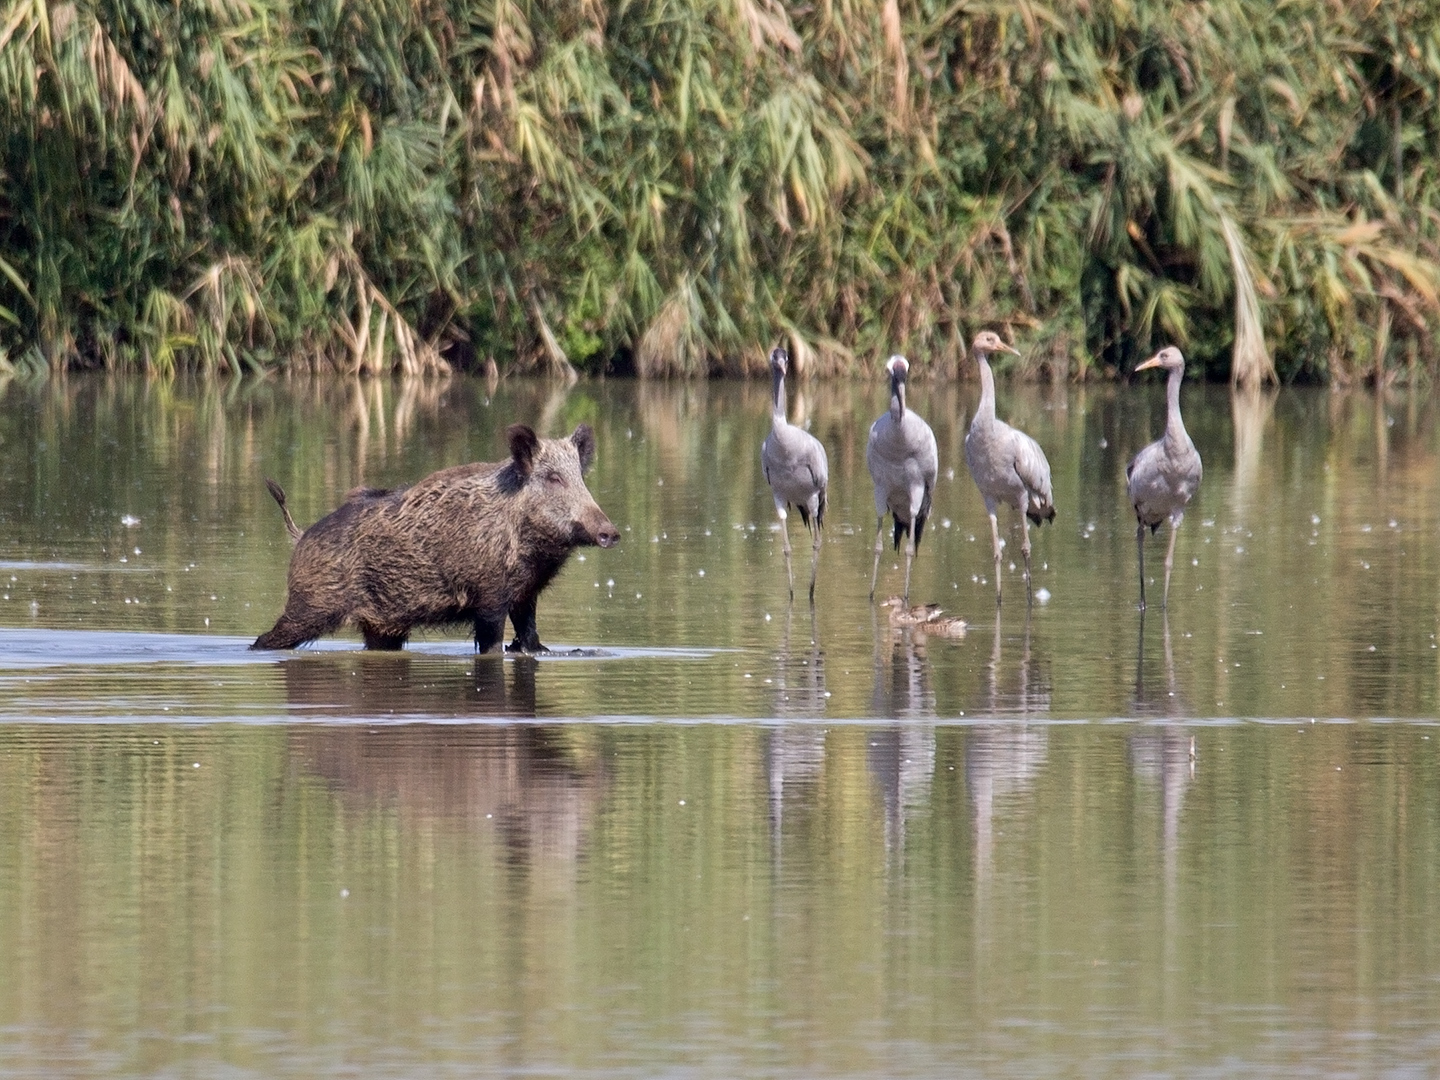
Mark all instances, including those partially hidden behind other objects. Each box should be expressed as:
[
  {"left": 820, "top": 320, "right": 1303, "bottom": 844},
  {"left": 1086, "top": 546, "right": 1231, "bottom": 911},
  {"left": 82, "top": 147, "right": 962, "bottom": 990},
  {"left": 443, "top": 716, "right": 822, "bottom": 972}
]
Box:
[{"left": 505, "top": 424, "right": 620, "bottom": 549}]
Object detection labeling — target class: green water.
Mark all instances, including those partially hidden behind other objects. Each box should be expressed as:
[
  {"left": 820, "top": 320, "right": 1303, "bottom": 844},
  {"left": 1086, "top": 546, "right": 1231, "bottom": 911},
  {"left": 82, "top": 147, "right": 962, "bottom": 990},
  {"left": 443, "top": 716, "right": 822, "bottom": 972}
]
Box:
[{"left": 1, "top": 374, "right": 1438, "bottom": 1076}]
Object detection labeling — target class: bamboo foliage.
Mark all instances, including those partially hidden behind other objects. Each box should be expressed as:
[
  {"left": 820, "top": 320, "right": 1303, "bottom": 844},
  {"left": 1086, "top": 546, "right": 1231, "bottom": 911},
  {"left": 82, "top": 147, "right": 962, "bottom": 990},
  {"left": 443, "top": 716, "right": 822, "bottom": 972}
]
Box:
[{"left": 1, "top": 0, "right": 1439, "bottom": 381}]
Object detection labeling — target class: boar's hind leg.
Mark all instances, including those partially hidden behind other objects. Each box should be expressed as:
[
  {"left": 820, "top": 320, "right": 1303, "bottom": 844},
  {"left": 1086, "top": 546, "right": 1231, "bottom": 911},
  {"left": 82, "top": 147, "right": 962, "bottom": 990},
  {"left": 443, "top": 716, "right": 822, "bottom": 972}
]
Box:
[
  {"left": 359, "top": 622, "right": 409, "bottom": 650},
  {"left": 474, "top": 613, "right": 507, "bottom": 654},
  {"left": 506, "top": 597, "right": 548, "bottom": 654}
]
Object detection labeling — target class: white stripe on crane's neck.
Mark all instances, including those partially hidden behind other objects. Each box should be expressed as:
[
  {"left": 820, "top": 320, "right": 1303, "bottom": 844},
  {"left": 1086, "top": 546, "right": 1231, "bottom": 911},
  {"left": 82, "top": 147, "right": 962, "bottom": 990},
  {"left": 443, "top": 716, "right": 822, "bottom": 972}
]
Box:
[
  {"left": 974, "top": 349, "right": 998, "bottom": 424},
  {"left": 770, "top": 364, "right": 789, "bottom": 427},
  {"left": 889, "top": 371, "right": 907, "bottom": 421},
  {"left": 1165, "top": 362, "right": 1189, "bottom": 443}
]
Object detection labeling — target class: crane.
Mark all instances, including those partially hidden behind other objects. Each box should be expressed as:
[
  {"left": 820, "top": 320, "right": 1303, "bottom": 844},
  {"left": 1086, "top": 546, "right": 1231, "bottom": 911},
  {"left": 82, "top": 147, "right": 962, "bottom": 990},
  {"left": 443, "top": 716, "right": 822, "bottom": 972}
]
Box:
[
  {"left": 963, "top": 330, "right": 1056, "bottom": 606},
  {"left": 761, "top": 346, "right": 829, "bottom": 601},
  {"left": 867, "top": 355, "right": 938, "bottom": 603},
  {"left": 1126, "top": 345, "right": 1202, "bottom": 611}
]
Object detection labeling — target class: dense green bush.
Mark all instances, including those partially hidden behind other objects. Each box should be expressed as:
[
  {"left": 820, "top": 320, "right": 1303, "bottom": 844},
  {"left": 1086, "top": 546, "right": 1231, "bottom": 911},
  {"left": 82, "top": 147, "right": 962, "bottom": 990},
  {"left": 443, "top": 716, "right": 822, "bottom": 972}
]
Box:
[{"left": 2, "top": 0, "right": 1438, "bottom": 382}]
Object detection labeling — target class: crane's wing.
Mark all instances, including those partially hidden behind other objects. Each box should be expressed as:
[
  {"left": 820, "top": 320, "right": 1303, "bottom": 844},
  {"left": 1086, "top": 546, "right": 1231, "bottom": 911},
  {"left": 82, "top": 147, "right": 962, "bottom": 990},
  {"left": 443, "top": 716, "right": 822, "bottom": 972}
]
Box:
[
  {"left": 804, "top": 431, "right": 829, "bottom": 490},
  {"left": 916, "top": 419, "right": 940, "bottom": 486},
  {"left": 1012, "top": 430, "right": 1053, "bottom": 504}
]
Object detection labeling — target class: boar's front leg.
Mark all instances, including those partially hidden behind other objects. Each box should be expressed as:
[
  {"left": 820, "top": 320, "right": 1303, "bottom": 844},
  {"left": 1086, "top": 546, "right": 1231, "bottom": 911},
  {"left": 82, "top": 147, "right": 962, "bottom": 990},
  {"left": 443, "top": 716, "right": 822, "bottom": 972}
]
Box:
[
  {"left": 506, "top": 596, "right": 548, "bottom": 654},
  {"left": 474, "top": 611, "right": 507, "bottom": 654}
]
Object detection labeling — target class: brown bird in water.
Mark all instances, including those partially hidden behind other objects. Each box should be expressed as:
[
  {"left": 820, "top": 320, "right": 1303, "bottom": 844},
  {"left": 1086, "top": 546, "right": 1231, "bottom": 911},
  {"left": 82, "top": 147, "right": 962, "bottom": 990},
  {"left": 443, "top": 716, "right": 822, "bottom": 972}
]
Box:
[{"left": 882, "top": 596, "right": 967, "bottom": 637}]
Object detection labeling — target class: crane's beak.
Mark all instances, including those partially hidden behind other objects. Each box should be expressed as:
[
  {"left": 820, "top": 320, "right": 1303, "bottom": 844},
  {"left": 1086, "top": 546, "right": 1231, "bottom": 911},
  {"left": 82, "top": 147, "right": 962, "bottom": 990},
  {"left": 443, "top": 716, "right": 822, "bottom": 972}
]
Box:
[
  {"left": 1134, "top": 353, "right": 1165, "bottom": 373},
  {"left": 998, "top": 342, "right": 1021, "bottom": 356}
]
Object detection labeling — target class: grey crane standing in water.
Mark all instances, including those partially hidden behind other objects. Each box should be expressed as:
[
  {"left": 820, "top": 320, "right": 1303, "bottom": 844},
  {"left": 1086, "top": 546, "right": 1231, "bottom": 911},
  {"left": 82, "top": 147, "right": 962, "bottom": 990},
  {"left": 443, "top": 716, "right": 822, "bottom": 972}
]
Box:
[
  {"left": 1126, "top": 345, "right": 1203, "bottom": 611},
  {"left": 867, "top": 355, "right": 938, "bottom": 603},
  {"left": 761, "top": 346, "right": 829, "bottom": 601},
  {"left": 963, "top": 331, "right": 1056, "bottom": 606}
]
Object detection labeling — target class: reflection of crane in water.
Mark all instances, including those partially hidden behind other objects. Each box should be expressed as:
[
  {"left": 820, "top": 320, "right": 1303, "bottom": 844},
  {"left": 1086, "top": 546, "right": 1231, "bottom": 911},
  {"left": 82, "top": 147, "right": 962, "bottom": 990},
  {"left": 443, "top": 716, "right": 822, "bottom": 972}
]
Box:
[
  {"left": 772, "top": 603, "right": 828, "bottom": 718},
  {"left": 967, "top": 612, "right": 1050, "bottom": 891},
  {"left": 1130, "top": 609, "right": 1196, "bottom": 965},
  {"left": 976, "top": 610, "right": 1051, "bottom": 718},
  {"left": 964, "top": 331, "right": 1056, "bottom": 607},
  {"left": 867, "top": 355, "right": 938, "bottom": 603},
  {"left": 1127, "top": 347, "right": 1203, "bottom": 611},
  {"left": 1130, "top": 610, "right": 1190, "bottom": 720},
  {"left": 765, "top": 605, "right": 829, "bottom": 863},
  {"left": 966, "top": 721, "right": 1048, "bottom": 889},
  {"left": 862, "top": 622, "right": 938, "bottom": 863},
  {"left": 764, "top": 723, "right": 827, "bottom": 873},
  {"left": 761, "top": 347, "right": 828, "bottom": 601}
]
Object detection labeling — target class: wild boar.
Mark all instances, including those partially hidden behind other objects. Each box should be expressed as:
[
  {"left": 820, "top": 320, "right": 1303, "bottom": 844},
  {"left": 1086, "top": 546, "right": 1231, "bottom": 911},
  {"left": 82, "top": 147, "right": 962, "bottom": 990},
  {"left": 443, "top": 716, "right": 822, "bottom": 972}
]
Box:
[{"left": 252, "top": 424, "right": 619, "bottom": 652}]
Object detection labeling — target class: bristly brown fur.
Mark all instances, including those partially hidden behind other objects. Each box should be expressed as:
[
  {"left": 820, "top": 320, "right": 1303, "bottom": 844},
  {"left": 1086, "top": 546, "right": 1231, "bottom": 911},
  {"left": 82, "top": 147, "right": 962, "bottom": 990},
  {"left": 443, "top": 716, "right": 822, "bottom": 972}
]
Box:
[{"left": 253, "top": 425, "right": 619, "bottom": 653}]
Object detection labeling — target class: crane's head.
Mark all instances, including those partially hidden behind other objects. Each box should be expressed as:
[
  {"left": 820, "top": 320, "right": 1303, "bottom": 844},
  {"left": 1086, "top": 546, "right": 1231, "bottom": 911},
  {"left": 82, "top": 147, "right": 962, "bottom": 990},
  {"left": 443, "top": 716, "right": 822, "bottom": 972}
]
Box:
[
  {"left": 769, "top": 346, "right": 789, "bottom": 375},
  {"left": 1135, "top": 346, "right": 1185, "bottom": 374},
  {"left": 884, "top": 355, "right": 910, "bottom": 417},
  {"left": 972, "top": 330, "right": 1020, "bottom": 358}
]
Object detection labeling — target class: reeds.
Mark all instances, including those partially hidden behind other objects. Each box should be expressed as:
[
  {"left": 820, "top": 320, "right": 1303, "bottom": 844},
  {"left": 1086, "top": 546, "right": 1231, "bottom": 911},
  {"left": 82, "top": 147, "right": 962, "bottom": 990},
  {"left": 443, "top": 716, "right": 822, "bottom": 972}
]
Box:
[{"left": 2, "top": 0, "right": 1438, "bottom": 382}]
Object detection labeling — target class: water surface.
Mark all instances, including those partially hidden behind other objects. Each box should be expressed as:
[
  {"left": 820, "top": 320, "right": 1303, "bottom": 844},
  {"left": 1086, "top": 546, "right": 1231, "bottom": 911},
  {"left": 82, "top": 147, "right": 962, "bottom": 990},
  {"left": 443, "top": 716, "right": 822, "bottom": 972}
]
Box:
[{"left": 1, "top": 374, "right": 1438, "bottom": 1077}]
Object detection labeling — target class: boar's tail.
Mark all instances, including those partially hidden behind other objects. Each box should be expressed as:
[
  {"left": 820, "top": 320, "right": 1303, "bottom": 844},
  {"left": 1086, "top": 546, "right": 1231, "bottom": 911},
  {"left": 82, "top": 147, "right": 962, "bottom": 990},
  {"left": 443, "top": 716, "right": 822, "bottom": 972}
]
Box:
[{"left": 264, "top": 478, "right": 304, "bottom": 542}]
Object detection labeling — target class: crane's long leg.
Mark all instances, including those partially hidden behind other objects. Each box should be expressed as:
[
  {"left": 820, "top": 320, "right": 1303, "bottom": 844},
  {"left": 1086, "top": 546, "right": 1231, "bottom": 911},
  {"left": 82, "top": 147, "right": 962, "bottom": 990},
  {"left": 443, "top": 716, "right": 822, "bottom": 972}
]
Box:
[
  {"left": 988, "top": 511, "right": 1003, "bottom": 607},
  {"left": 1162, "top": 518, "right": 1180, "bottom": 610},
  {"left": 808, "top": 522, "right": 821, "bottom": 603},
  {"left": 902, "top": 530, "right": 916, "bottom": 603},
  {"left": 776, "top": 505, "right": 794, "bottom": 599},
  {"left": 1136, "top": 523, "right": 1147, "bottom": 612},
  {"left": 1020, "top": 514, "right": 1033, "bottom": 605},
  {"left": 869, "top": 516, "right": 886, "bottom": 600}
]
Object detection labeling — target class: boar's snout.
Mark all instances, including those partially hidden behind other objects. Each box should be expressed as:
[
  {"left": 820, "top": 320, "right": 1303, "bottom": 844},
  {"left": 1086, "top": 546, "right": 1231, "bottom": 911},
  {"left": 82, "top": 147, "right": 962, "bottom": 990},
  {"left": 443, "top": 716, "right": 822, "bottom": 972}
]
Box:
[{"left": 574, "top": 502, "right": 620, "bottom": 548}]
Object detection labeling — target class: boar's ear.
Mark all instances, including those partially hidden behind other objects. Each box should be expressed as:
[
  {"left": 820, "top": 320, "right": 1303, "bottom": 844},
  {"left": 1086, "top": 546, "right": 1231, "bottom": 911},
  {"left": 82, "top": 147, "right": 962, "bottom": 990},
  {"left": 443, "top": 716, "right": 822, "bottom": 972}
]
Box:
[
  {"left": 571, "top": 424, "right": 597, "bottom": 474},
  {"left": 507, "top": 425, "right": 540, "bottom": 477}
]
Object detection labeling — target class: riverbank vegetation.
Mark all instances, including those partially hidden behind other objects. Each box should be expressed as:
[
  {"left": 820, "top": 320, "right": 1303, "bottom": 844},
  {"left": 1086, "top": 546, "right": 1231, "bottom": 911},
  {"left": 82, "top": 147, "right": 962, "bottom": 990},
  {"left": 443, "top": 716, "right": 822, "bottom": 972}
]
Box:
[{"left": 2, "top": 0, "right": 1439, "bottom": 382}]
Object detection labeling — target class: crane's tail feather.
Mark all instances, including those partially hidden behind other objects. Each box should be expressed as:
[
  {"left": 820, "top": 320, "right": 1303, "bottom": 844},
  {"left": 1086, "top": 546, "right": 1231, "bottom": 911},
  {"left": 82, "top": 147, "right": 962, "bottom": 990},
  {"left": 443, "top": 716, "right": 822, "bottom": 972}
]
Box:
[
  {"left": 793, "top": 487, "right": 826, "bottom": 534},
  {"left": 1026, "top": 503, "right": 1057, "bottom": 526}
]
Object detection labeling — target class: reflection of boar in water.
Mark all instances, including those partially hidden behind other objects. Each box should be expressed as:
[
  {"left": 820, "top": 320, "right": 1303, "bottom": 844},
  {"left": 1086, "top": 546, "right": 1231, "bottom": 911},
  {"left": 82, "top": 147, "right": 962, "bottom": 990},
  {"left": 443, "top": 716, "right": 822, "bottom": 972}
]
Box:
[{"left": 252, "top": 424, "right": 619, "bottom": 653}]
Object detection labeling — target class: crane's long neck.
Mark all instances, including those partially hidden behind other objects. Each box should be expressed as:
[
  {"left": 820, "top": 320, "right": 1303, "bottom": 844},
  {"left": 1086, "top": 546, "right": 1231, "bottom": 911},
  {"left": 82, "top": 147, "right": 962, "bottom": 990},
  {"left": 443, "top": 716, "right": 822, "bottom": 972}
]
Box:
[
  {"left": 975, "top": 352, "right": 997, "bottom": 424},
  {"left": 889, "top": 375, "right": 907, "bottom": 422},
  {"left": 770, "top": 366, "right": 788, "bottom": 428},
  {"left": 1164, "top": 365, "right": 1189, "bottom": 443}
]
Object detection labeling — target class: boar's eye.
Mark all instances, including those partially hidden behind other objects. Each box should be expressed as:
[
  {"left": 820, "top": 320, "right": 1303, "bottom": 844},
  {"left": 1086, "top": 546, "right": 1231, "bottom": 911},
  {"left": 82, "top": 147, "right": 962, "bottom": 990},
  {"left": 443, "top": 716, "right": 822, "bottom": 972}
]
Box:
[{"left": 545, "top": 470, "right": 564, "bottom": 486}]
